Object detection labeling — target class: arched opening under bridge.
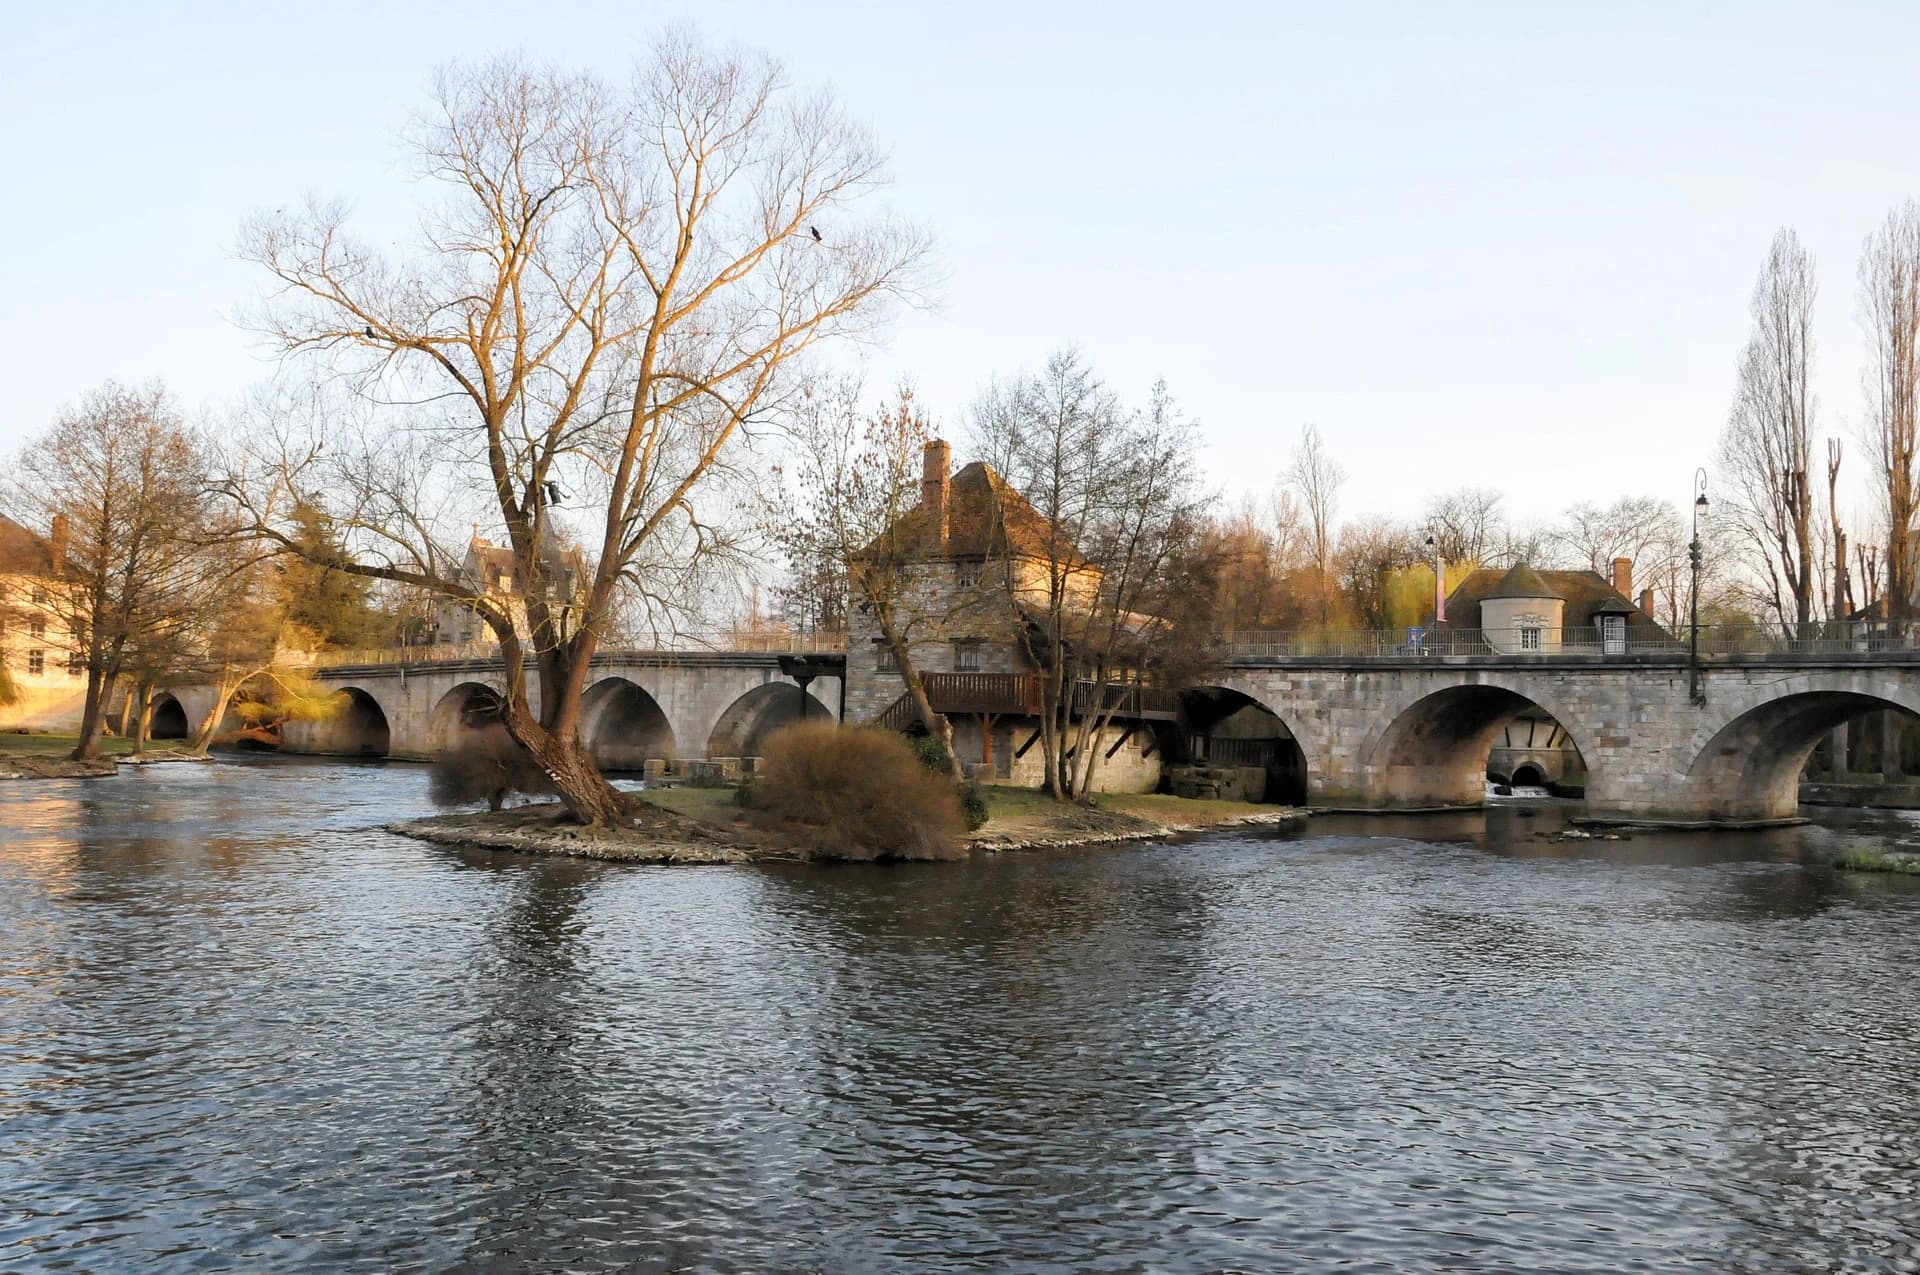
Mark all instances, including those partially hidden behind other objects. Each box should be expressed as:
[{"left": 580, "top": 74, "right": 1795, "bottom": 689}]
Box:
[
  {"left": 707, "top": 682, "right": 832, "bottom": 758},
  {"left": 1176, "top": 687, "right": 1307, "bottom": 804},
  {"left": 1364, "top": 683, "right": 1591, "bottom": 808},
  {"left": 1688, "top": 690, "right": 1920, "bottom": 822},
  {"left": 149, "top": 693, "right": 190, "bottom": 740},
  {"left": 428, "top": 682, "right": 506, "bottom": 753},
  {"left": 582, "top": 677, "right": 675, "bottom": 772},
  {"left": 312, "top": 686, "right": 391, "bottom": 757}
]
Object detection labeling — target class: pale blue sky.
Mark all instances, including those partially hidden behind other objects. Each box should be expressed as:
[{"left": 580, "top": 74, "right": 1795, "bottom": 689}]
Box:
[{"left": 5, "top": 1, "right": 1918, "bottom": 524}]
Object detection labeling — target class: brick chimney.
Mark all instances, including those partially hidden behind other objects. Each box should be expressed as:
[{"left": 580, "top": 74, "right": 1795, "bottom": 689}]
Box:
[
  {"left": 921, "top": 439, "right": 952, "bottom": 543},
  {"left": 1639, "top": 587, "right": 1656, "bottom": 619},
  {"left": 1611, "top": 557, "right": 1632, "bottom": 598},
  {"left": 48, "top": 513, "right": 69, "bottom": 566}
]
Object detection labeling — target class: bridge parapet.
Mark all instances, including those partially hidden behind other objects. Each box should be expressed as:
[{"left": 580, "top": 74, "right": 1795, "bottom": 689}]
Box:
[{"left": 1222, "top": 624, "right": 1920, "bottom": 665}]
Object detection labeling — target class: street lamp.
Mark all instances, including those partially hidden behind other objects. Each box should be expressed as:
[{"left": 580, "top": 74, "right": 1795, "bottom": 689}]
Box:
[{"left": 1689, "top": 469, "right": 1710, "bottom": 706}]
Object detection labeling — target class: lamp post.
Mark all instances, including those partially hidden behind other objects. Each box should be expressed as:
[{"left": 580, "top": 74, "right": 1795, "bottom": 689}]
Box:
[{"left": 1688, "top": 469, "right": 1710, "bottom": 706}]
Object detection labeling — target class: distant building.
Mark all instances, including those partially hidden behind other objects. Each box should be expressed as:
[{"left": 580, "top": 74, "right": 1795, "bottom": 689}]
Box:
[
  {"left": 432, "top": 532, "right": 586, "bottom": 647},
  {"left": 0, "top": 514, "right": 85, "bottom": 731},
  {"left": 841, "top": 441, "right": 1176, "bottom": 792}
]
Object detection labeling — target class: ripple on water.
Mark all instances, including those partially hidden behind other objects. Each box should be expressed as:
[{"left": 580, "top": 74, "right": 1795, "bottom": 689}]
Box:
[{"left": 5, "top": 761, "right": 1920, "bottom": 1271}]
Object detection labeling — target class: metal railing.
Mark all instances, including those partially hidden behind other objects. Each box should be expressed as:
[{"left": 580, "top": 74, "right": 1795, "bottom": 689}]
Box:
[
  {"left": 1220, "top": 623, "right": 1920, "bottom": 662},
  {"left": 302, "top": 631, "right": 850, "bottom": 669}
]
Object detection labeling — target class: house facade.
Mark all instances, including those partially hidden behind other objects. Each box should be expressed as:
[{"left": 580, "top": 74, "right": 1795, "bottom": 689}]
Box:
[
  {"left": 432, "top": 532, "right": 586, "bottom": 649},
  {"left": 842, "top": 441, "right": 1173, "bottom": 792},
  {"left": 0, "top": 515, "right": 86, "bottom": 731}
]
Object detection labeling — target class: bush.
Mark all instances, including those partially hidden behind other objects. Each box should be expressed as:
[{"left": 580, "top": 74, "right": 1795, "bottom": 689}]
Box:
[
  {"left": 910, "top": 732, "right": 955, "bottom": 775},
  {"left": 429, "top": 725, "right": 555, "bottom": 811},
  {"left": 747, "top": 720, "right": 967, "bottom": 861},
  {"left": 958, "top": 780, "right": 990, "bottom": 831}
]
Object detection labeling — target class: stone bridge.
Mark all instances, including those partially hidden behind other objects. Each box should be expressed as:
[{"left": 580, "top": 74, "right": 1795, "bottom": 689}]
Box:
[
  {"left": 168, "top": 651, "right": 843, "bottom": 771},
  {"left": 158, "top": 640, "right": 1920, "bottom": 824},
  {"left": 1212, "top": 652, "right": 1920, "bottom": 823}
]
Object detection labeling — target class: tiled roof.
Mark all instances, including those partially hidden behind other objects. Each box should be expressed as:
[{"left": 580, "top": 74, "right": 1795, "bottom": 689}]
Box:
[
  {"left": 1487, "top": 562, "right": 1559, "bottom": 600},
  {"left": 0, "top": 515, "right": 53, "bottom": 576},
  {"left": 1447, "top": 566, "right": 1670, "bottom": 635},
  {"left": 869, "top": 461, "right": 1084, "bottom": 564}
]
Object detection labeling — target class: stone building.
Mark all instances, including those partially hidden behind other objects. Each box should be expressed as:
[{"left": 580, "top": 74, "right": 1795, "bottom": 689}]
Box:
[
  {"left": 1443, "top": 558, "right": 1666, "bottom": 788},
  {"left": 432, "top": 531, "right": 587, "bottom": 648},
  {"left": 842, "top": 441, "right": 1174, "bottom": 792},
  {"left": 0, "top": 514, "right": 85, "bottom": 731}
]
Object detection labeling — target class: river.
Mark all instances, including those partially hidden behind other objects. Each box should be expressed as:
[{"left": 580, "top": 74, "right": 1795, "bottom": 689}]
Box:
[{"left": 4, "top": 757, "right": 1920, "bottom": 1272}]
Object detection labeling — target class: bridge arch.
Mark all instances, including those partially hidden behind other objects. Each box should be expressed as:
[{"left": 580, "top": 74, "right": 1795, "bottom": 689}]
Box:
[
  {"left": 706, "top": 682, "right": 832, "bottom": 758},
  {"left": 1178, "top": 685, "right": 1310, "bottom": 804},
  {"left": 582, "top": 676, "right": 675, "bottom": 771},
  {"left": 1357, "top": 676, "right": 1598, "bottom": 808},
  {"left": 428, "top": 682, "right": 506, "bottom": 752},
  {"left": 305, "top": 685, "right": 392, "bottom": 757},
  {"left": 1679, "top": 673, "right": 1920, "bottom": 821},
  {"left": 149, "top": 693, "right": 190, "bottom": 740}
]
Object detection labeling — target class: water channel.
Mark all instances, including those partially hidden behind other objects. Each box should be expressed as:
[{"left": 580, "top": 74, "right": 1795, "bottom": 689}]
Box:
[{"left": 4, "top": 757, "right": 1920, "bottom": 1272}]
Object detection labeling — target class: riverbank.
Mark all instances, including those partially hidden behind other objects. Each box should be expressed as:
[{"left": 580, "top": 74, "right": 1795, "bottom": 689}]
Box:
[
  {"left": 0, "top": 736, "right": 205, "bottom": 781},
  {"left": 388, "top": 785, "right": 1307, "bottom": 863}
]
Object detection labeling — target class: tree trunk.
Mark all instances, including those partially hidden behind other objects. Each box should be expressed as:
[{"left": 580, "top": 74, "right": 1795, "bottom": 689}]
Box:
[
  {"left": 876, "top": 615, "right": 963, "bottom": 782},
  {"left": 189, "top": 676, "right": 248, "bottom": 756},
  {"left": 70, "top": 667, "right": 109, "bottom": 761},
  {"left": 530, "top": 728, "right": 626, "bottom": 826},
  {"left": 132, "top": 683, "right": 152, "bottom": 757}
]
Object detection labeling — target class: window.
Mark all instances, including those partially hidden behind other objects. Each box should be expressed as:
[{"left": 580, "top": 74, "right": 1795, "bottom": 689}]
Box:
[
  {"left": 955, "top": 642, "right": 981, "bottom": 671},
  {"left": 67, "top": 651, "right": 83, "bottom": 676},
  {"left": 876, "top": 647, "right": 899, "bottom": 672},
  {"left": 1518, "top": 625, "right": 1543, "bottom": 651},
  {"left": 29, "top": 618, "right": 45, "bottom": 640},
  {"left": 27, "top": 650, "right": 43, "bottom": 676},
  {"left": 30, "top": 585, "right": 47, "bottom": 605},
  {"left": 955, "top": 561, "right": 978, "bottom": 588}
]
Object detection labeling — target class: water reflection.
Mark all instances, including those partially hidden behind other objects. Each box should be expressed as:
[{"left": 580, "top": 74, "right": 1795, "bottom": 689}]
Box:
[{"left": 5, "top": 761, "right": 1920, "bottom": 1271}]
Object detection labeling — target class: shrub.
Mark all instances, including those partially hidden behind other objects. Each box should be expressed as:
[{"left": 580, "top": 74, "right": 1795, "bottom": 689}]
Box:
[
  {"left": 747, "top": 720, "right": 967, "bottom": 861},
  {"left": 958, "top": 781, "right": 990, "bottom": 831},
  {"left": 910, "top": 732, "right": 954, "bottom": 775},
  {"left": 429, "top": 725, "right": 555, "bottom": 812}
]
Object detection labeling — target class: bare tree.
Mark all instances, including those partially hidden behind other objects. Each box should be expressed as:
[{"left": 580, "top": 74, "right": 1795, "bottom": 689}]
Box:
[
  {"left": 1720, "top": 228, "right": 1819, "bottom": 634},
  {"left": 224, "top": 43, "right": 928, "bottom": 824},
  {"left": 1860, "top": 200, "right": 1920, "bottom": 629},
  {"left": 1423, "top": 487, "right": 1507, "bottom": 567},
  {"left": 768, "top": 379, "right": 967, "bottom": 779},
  {"left": 1063, "top": 380, "right": 1210, "bottom": 797},
  {"left": 969, "top": 353, "right": 1209, "bottom": 800},
  {"left": 969, "top": 350, "right": 1119, "bottom": 799},
  {"left": 1828, "top": 437, "right": 1853, "bottom": 618},
  {"left": 1286, "top": 424, "right": 1344, "bottom": 625},
  {"left": 8, "top": 382, "right": 211, "bottom": 760}
]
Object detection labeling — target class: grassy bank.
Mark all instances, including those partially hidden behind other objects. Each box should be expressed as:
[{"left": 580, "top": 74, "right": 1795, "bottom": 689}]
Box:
[
  {"left": 634, "top": 781, "right": 1299, "bottom": 851},
  {"left": 1834, "top": 847, "right": 1920, "bottom": 876},
  {"left": 0, "top": 732, "right": 190, "bottom": 757}
]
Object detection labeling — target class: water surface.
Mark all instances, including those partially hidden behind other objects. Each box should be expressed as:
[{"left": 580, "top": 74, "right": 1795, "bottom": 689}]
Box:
[{"left": 4, "top": 758, "right": 1920, "bottom": 1272}]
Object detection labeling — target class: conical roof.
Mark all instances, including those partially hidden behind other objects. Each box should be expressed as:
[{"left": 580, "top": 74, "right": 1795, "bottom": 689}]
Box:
[{"left": 1487, "top": 561, "right": 1561, "bottom": 601}]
